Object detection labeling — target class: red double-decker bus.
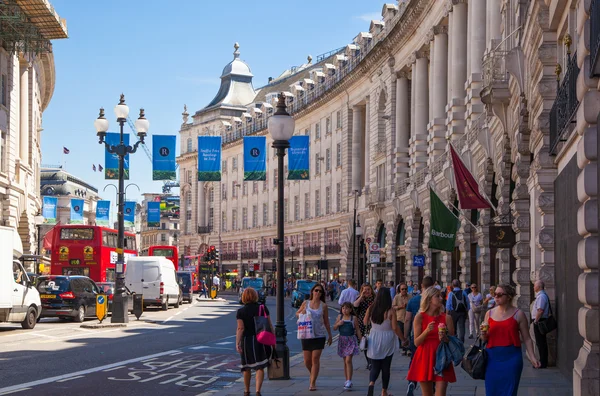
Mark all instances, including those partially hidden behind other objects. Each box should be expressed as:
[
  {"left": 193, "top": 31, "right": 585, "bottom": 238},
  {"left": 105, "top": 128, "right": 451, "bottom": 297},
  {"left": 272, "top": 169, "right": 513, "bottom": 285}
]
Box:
[
  {"left": 50, "top": 225, "right": 138, "bottom": 282},
  {"left": 148, "top": 245, "right": 179, "bottom": 271}
]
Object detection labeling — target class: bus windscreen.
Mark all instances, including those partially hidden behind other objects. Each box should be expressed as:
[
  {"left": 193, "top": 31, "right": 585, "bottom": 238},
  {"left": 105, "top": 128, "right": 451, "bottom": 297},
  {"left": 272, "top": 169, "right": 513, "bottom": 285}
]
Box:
[
  {"left": 151, "top": 248, "right": 174, "bottom": 257},
  {"left": 60, "top": 228, "right": 94, "bottom": 240}
]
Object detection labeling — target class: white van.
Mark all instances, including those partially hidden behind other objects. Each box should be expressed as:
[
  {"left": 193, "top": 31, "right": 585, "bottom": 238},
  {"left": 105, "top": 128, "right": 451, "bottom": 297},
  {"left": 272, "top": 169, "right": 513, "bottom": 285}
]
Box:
[
  {"left": 125, "top": 256, "right": 181, "bottom": 310},
  {"left": 0, "top": 226, "right": 42, "bottom": 329}
]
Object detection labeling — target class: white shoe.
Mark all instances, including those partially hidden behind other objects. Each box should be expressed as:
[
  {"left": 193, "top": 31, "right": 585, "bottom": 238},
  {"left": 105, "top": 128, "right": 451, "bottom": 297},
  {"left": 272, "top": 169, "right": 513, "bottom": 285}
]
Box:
[{"left": 344, "top": 380, "right": 352, "bottom": 389}]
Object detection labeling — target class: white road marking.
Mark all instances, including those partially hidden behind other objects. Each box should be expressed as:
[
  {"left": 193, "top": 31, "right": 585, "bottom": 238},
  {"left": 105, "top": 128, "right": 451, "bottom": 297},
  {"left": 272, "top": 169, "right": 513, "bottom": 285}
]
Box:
[
  {"left": 102, "top": 366, "right": 125, "bottom": 372},
  {"left": 189, "top": 346, "right": 209, "bottom": 350},
  {"left": 0, "top": 388, "right": 31, "bottom": 395},
  {"left": 215, "top": 341, "right": 233, "bottom": 345},
  {"left": 163, "top": 316, "right": 175, "bottom": 323},
  {"left": 205, "top": 362, "right": 227, "bottom": 370},
  {"left": 0, "top": 350, "right": 180, "bottom": 394},
  {"left": 56, "top": 375, "right": 84, "bottom": 383}
]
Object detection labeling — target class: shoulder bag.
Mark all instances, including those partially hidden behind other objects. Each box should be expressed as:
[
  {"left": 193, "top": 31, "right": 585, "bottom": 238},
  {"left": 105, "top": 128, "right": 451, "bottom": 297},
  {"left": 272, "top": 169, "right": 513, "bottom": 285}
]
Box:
[
  {"left": 255, "top": 305, "right": 276, "bottom": 346},
  {"left": 537, "top": 299, "right": 557, "bottom": 336},
  {"left": 461, "top": 337, "right": 487, "bottom": 380}
]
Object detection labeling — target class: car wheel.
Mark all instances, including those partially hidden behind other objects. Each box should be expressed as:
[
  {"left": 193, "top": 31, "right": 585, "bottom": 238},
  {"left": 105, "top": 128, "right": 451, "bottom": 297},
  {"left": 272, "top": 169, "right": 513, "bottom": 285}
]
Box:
[
  {"left": 21, "top": 306, "right": 37, "bottom": 329},
  {"left": 162, "top": 298, "right": 168, "bottom": 311},
  {"left": 74, "top": 305, "right": 86, "bottom": 323}
]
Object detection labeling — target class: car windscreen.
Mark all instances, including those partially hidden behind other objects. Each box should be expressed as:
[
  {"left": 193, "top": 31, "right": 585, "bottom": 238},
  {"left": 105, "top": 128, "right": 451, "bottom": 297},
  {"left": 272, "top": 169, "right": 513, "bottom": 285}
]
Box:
[
  {"left": 297, "top": 282, "right": 316, "bottom": 293},
  {"left": 242, "top": 278, "right": 264, "bottom": 289},
  {"left": 37, "top": 278, "right": 71, "bottom": 293},
  {"left": 97, "top": 284, "right": 114, "bottom": 294}
]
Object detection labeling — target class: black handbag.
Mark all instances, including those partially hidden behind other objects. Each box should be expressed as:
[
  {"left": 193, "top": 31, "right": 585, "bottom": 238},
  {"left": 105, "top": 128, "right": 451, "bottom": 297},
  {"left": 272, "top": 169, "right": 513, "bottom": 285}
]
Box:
[
  {"left": 537, "top": 303, "right": 557, "bottom": 336},
  {"left": 461, "top": 337, "right": 487, "bottom": 380}
]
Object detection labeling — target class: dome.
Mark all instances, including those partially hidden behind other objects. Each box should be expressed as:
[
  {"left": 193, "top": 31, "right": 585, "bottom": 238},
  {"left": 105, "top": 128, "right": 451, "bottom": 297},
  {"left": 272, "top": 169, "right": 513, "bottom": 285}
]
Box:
[{"left": 221, "top": 42, "right": 253, "bottom": 78}]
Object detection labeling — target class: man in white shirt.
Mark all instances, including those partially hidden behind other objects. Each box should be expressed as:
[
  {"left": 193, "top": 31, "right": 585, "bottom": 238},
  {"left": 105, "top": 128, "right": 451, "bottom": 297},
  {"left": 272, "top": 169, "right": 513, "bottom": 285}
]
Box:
[
  {"left": 531, "top": 280, "right": 550, "bottom": 368},
  {"left": 338, "top": 279, "right": 359, "bottom": 305},
  {"left": 212, "top": 275, "right": 220, "bottom": 290}
]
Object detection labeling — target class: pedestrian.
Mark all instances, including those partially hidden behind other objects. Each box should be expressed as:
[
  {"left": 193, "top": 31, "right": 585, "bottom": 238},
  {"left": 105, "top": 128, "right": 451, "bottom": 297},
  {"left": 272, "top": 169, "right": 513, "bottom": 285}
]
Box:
[
  {"left": 364, "top": 287, "right": 405, "bottom": 396},
  {"left": 236, "top": 287, "right": 274, "bottom": 396},
  {"left": 353, "top": 283, "right": 375, "bottom": 370},
  {"left": 338, "top": 279, "right": 359, "bottom": 305},
  {"left": 445, "top": 279, "right": 469, "bottom": 343},
  {"left": 406, "top": 287, "right": 456, "bottom": 396},
  {"left": 296, "top": 283, "right": 333, "bottom": 391},
  {"left": 468, "top": 283, "right": 483, "bottom": 338},
  {"left": 389, "top": 281, "right": 396, "bottom": 298},
  {"left": 481, "top": 285, "right": 496, "bottom": 324},
  {"left": 531, "top": 280, "right": 550, "bottom": 368},
  {"left": 200, "top": 277, "right": 208, "bottom": 298},
  {"left": 403, "top": 276, "right": 434, "bottom": 396},
  {"left": 480, "top": 283, "right": 540, "bottom": 395},
  {"left": 333, "top": 302, "right": 361, "bottom": 390},
  {"left": 374, "top": 279, "right": 383, "bottom": 293},
  {"left": 393, "top": 282, "right": 410, "bottom": 354},
  {"left": 407, "top": 280, "right": 415, "bottom": 295}
]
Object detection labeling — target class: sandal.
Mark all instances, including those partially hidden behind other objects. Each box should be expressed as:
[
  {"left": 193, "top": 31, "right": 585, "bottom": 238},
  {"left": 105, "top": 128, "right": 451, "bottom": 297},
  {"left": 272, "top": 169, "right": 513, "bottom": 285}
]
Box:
[
  {"left": 244, "top": 392, "right": 250, "bottom": 396},
  {"left": 367, "top": 385, "right": 374, "bottom": 396},
  {"left": 256, "top": 392, "right": 262, "bottom": 396},
  {"left": 309, "top": 386, "right": 317, "bottom": 391}
]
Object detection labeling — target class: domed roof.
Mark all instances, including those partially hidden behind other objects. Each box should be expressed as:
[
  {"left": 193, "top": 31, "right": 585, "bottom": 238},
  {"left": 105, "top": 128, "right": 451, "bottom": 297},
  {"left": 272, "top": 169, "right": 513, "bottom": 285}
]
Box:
[{"left": 221, "top": 42, "right": 253, "bottom": 78}]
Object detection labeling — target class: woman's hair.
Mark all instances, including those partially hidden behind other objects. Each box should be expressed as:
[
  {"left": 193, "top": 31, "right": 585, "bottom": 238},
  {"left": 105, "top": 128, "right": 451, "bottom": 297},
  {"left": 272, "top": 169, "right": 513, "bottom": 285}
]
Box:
[
  {"left": 241, "top": 287, "right": 258, "bottom": 304},
  {"left": 420, "top": 287, "right": 442, "bottom": 314},
  {"left": 310, "top": 284, "right": 326, "bottom": 303},
  {"left": 495, "top": 283, "right": 516, "bottom": 300},
  {"left": 341, "top": 301, "right": 354, "bottom": 313},
  {"left": 370, "top": 287, "right": 392, "bottom": 325}
]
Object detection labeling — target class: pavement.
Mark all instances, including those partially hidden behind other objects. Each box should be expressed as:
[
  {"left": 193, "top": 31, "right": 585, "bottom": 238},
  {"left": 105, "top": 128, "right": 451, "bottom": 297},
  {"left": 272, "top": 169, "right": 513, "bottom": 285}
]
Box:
[{"left": 223, "top": 297, "right": 573, "bottom": 396}]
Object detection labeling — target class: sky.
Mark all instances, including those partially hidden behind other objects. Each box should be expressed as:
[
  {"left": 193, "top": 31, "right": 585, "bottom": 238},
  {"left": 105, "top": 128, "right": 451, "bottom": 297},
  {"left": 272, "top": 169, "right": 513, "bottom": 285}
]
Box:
[{"left": 41, "top": 0, "right": 384, "bottom": 221}]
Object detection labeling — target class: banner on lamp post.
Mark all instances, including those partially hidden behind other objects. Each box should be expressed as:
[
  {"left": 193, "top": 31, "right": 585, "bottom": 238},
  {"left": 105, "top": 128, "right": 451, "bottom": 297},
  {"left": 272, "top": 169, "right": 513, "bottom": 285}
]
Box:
[
  {"left": 197, "top": 136, "right": 222, "bottom": 181},
  {"left": 288, "top": 135, "right": 310, "bottom": 180},
  {"left": 42, "top": 196, "right": 58, "bottom": 224},
  {"left": 104, "top": 132, "right": 130, "bottom": 180},
  {"left": 124, "top": 201, "right": 136, "bottom": 228},
  {"left": 147, "top": 201, "right": 161, "bottom": 228},
  {"left": 152, "top": 135, "right": 177, "bottom": 180},
  {"left": 70, "top": 199, "right": 84, "bottom": 224},
  {"left": 428, "top": 188, "right": 459, "bottom": 252},
  {"left": 243, "top": 136, "right": 267, "bottom": 181},
  {"left": 96, "top": 200, "right": 110, "bottom": 226}
]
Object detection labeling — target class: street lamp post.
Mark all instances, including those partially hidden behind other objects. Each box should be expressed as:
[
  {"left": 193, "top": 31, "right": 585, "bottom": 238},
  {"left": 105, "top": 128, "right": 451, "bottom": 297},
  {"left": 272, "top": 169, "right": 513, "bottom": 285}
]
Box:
[
  {"left": 34, "top": 214, "right": 45, "bottom": 274},
  {"left": 268, "top": 92, "right": 295, "bottom": 380},
  {"left": 351, "top": 190, "right": 359, "bottom": 280},
  {"left": 94, "top": 94, "right": 149, "bottom": 324},
  {"left": 355, "top": 220, "right": 364, "bottom": 286},
  {"left": 289, "top": 243, "right": 296, "bottom": 277}
]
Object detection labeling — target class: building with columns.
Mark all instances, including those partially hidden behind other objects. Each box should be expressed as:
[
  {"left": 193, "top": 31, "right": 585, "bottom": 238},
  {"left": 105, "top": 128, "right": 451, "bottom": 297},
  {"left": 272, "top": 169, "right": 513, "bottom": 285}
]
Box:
[
  {"left": 177, "top": 1, "right": 598, "bottom": 392},
  {"left": 138, "top": 193, "right": 180, "bottom": 256},
  {"left": 0, "top": 0, "right": 68, "bottom": 255}
]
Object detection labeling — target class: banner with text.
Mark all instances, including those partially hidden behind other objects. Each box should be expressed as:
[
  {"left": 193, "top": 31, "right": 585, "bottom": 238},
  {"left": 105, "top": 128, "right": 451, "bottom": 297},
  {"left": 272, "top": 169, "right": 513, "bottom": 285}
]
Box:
[
  {"left": 243, "top": 136, "right": 267, "bottom": 181},
  {"left": 124, "top": 201, "right": 136, "bottom": 228},
  {"left": 147, "top": 201, "right": 161, "bottom": 228},
  {"left": 428, "top": 188, "right": 459, "bottom": 252},
  {"left": 70, "top": 199, "right": 84, "bottom": 224},
  {"left": 152, "top": 135, "right": 177, "bottom": 180},
  {"left": 288, "top": 136, "right": 310, "bottom": 180},
  {"left": 42, "top": 196, "right": 58, "bottom": 224},
  {"left": 104, "top": 132, "right": 130, "bottom": 180},
  {"left": 96, "top": 200, "right": 110, "bottom": 226},
  {"left": 197, "top": 136, "right": 222, "bottom": 181}
]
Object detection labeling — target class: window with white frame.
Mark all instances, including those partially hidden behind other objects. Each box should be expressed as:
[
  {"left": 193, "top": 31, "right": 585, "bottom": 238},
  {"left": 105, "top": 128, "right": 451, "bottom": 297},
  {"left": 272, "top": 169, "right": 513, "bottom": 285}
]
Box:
[
  {"left": 242, "top": 207, "right": 248, "bottom": 229},
  {"left": 264, "top": 172, "right": 268, "bottom": 191},
  {"left": 209, "top": 208, "right": 214, "bottom": 230},
  {"left": 232, "top": 209, "right": 238, "bottom": 230},
  {"left": 222, "top": 211, "right": 227, "bottom": 231},
  {"left": 336, "top": 183, "right": 341, "bottom": 212},
  {"left": 315, "top": 153, "right": 321, "bottom": 174},
  {"left": 273, "top": 201, "right": 278, "bottom": 225},
  {"left": 326, "top": 117, "right": 331, "bottom": 135},
  {"left": 186, "top": 170, "right": 192, "bottom": 184},
  {"left": 315, "top": 122, "right": 321, "bottom": 139},
  {"left": 253, "top": 181, "right": 258, "bottom": 194},
  {"left": 325, "top": 149, "right": 331, "bottom": 172},
  {"left": 263, "top": 203, "right": 268, "bottom": 226},
  {"left": 304, "top": 192, "right": 310, "bottom": 219},
  {"left": 222, "top": 184, "right": 227, "bottom": 199},
  {"left": 273, "top": 169, "right": 278, "bottom": 188},
  {"left": 315, "top": 189, "right": 321, "bottom": 217},
  {"left": 336, "top": 110, "right": 342, "bottom": 129},
  {"left": 232, "top": 156, "right": 238, "bottom": 170},
  {"left": 242, "top": 182, "right": 248, "bottom": 196},
  {"left": 252, "top": 205, "right": 258, "bottom": 227},
  {"left": 284, "top": 199, "right": 288, "bottom": 222},
  {"left": 209, "top": 188, "right": 214, "bottom": 202},
  {"left": 161, "top": 234, "right": 166, "bottom": 242},
  {"left": 187, "top": 138, "right": 192, "bottom": 152},
  {"left": 232, "top": 181, "right": 238, "bottom": 198},
  {"left": 294, "top": 195, "right": 299, "bottom": 221},
  {"left": 336, "top": 143, "right": 341, "bottom": 167},
  {"left": 222, "top": 159, "right": 227, "bottom": 173}
]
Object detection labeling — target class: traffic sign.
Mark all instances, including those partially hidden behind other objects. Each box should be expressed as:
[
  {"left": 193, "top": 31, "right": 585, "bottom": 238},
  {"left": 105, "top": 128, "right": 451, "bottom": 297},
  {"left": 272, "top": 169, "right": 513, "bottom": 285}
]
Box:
[
  {"left": 96, "top": 294, "right": 107, "bottom": 322},
  {"left": 369, "top": 243, "right": 380, "bottom": 252},
  {"left": 413, "top": 255, "right": 425, "bottom": 267},
  {"left": 366, "top": 237, "right": 372, "bottom": 244}
]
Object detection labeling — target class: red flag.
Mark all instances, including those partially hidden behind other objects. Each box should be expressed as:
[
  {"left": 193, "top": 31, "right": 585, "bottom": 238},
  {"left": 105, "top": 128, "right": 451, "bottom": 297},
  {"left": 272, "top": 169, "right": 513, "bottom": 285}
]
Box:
[
  {"left": 42, "top": 222, "right": 60, "bottom": 251},
  {"left": 449, "top": 145, "right": 491, "bottom": 209}
]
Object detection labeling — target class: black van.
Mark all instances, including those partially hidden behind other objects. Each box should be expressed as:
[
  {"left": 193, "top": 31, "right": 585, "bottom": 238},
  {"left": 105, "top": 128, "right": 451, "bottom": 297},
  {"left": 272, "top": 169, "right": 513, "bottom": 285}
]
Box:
[
  {"left": 176, "top": 272, "right": 193, "bottom": 303},
  {"left": 37, "top": 276, "right": 100, "bottom": 322}
]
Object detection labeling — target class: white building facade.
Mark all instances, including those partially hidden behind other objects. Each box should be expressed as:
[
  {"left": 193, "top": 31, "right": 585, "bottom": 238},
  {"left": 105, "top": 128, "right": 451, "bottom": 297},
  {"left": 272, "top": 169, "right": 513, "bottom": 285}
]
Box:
[{"left": 178, "top": 1, "right": 599, "bottom": 392}]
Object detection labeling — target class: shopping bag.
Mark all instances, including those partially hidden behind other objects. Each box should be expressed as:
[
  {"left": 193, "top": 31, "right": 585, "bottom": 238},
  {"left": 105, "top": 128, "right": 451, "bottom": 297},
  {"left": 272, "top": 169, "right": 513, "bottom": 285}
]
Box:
[
  {"left": 297, "top": 312, "right": 314, "bottom": 339},
  {"left": 268, "top": 349, "right": 283, "bottom": 380},
  {"left": 255, "top": 305, "right": 276, "bottom": 346},
  {"left": 359, "top": 335, "right": 368, "bottom": 351},
  {"left": 461, "top": 337, "right": 487, "bottom": 380}
]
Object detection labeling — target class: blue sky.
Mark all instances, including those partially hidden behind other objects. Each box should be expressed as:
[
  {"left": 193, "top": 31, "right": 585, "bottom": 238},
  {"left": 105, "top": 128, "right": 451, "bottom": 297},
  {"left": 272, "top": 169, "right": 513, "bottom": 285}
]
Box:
[{"left": 42, "top": 0, "right": 383, "bottom": 216}]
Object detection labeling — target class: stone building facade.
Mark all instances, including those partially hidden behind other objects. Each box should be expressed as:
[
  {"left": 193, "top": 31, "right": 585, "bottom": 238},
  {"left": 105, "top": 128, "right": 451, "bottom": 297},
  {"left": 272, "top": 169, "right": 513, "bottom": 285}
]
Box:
[
  {"left": 138, "top": 193, "right": 180, "bottom": 256},
  {"left": 0, "top": 0, "right": 67, "bottom": 255},
  {"left": 177, "top": 1, "right": 598, "bottom": 392}
]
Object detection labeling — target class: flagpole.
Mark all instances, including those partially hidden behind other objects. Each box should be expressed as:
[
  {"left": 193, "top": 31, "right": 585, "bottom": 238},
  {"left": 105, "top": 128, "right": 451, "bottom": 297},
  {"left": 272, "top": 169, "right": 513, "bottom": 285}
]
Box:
[{"left": 428, "top": 183, "right": 480, "bottom": 230}]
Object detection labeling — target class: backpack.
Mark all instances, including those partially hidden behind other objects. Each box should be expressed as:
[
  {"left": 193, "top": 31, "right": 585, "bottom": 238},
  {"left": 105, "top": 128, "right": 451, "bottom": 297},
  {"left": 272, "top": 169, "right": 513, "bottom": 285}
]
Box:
[{"left": 451, "top": 290, "right": 467, "bottom": 313}]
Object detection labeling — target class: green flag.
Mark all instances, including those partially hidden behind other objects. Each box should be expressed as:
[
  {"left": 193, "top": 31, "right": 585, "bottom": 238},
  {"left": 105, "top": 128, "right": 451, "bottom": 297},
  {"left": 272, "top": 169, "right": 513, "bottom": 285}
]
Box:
[{"left": 429, "top": 188, "right": 459, "bottom": 252}]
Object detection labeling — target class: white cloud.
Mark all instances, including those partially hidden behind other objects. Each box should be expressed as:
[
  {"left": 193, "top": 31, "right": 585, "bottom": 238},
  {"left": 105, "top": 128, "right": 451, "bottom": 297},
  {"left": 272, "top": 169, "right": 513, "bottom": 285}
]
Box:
[
  {"left": 357, "top": 12, "right": 381, "bottom": 23},
  {"left": 175, "top": 76, "right": 221, "bottom": 86}
]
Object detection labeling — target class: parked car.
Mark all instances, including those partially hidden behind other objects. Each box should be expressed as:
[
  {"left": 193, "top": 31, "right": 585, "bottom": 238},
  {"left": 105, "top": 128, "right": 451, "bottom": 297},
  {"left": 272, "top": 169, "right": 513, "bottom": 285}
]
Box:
[
  {"left": 125, "top": 257, "right": 181, "bottom": 310},
  {"left": 238, "top": 277, "right": 266, "bottom": 304},
  {"left": 292, "top": 280, "right": 318, "bottom": 308},
  {"left": 176, "top": 271, "right": 194, "bottom": 303},
  {"left": 37, "top": 275, "right": 100, "bottom": 322}
]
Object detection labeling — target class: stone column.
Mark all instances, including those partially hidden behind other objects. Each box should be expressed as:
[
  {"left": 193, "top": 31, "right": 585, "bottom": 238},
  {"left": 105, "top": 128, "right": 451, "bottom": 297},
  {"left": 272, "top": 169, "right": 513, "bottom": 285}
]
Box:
[
  {"left": 198, "top": 181, "right": 206, "bottom": 229},
  {"left": 352, "top": 106, "right": 364, "bottom": 192},
  {"left": 446, "top": 0, "right": 468, "bottom": 141},
  {"left": 486, "top": 0, "right": 501, "bottom": 50},
  {"left": 466, "top": 0, "right": 487, "bottom": 126},
  {"left": 396, "top": 73, "right": 411, "bottom": 181},
  {"left": 410, "top": 51, "right": 429, "bottom": 175},
  {"left": 428, "top": 26, "right": 448, "bottom": 165},
  {"left": 20, "top": 62, "right": 30, "bottom": 164},
  {"left": 364, "top": 97, "right": 371, "bottom": 192}
]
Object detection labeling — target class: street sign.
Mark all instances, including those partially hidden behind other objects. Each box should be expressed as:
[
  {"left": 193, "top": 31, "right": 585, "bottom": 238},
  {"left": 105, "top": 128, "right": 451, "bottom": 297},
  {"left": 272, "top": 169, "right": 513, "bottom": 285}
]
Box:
[
  {"left": 413, "top": 255, "right": 425, "bottom": 267},
  {"left": 369, "top": 243, "right": 380, "bottom": 252},
  {"left": 96, "top": 294, "right": 107, "bottom": 322},
  {"left": 366, "top": 237, "right": 372, "bottom": 244}
]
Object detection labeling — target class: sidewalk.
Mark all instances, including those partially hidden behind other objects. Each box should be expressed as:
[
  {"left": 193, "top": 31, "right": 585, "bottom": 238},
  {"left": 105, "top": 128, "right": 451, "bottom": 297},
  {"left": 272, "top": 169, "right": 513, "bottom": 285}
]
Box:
[{"left": 223, "top": 298, "right": 572, "bottom": 396}]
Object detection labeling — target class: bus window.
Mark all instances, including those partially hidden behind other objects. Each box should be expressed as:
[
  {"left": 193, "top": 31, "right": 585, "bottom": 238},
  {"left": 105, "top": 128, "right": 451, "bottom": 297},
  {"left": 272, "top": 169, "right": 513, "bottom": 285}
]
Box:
[
  {"left": 60, "top": 228, "right": 94, "bottom": 240},
  {"left": 151, "top": 248, "right": 173, "bottom": 257}
]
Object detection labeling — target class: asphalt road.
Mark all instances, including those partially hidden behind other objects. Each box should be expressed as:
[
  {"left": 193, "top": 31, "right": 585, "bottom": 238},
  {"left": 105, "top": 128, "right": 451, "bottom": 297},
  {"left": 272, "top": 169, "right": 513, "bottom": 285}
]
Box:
[{"left": 0, "top": 294, "right": 339, "bottom": 396}]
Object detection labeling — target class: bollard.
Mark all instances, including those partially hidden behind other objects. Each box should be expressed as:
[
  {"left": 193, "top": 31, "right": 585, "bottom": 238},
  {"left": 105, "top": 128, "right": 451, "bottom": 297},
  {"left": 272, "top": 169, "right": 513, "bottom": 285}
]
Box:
[{"left": 133, "top": 293, "right": 143, "bottom": 320}]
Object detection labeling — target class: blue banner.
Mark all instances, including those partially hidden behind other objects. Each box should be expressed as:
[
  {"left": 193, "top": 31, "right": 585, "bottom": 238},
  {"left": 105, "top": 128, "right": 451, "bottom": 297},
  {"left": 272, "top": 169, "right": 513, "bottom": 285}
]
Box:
[
  {"left": 104, "top": 132, "right": 130, "bottom": 180},
  {"left": 147, "top": 201, "right": 161, "bottom": 228},
  {"left": 42, "top": 196, "right": 58, "bottom": 224},
  {"left": 124, "top": 201, "right": 136, "bottom": 228},
  {"left": 197, "top": 136, "right": 222, "bottom": 181},
  {"left": 243, "top": 136, "right": 266, "bottom": 181},
  {"left": 152, "top": 135, "right": 177, "bottom": 181},
  {"left": 96, "top": 200, "right": 110, "bottom": 226},
  {"left": 288, "top": 136, "right": 310, "bottom": 180},
  {"left": 70, "top": 199, "right": 84, "bottom": 224}
]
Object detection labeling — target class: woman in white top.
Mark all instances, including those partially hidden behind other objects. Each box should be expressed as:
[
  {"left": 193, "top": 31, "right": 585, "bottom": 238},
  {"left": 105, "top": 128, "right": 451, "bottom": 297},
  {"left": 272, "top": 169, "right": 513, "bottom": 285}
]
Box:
[
  {"left": 364, "top": 287, "right": 405, "bottom": 396},
  {"left": 296, "top": 283, "right": 333, "bottom": 391},
  {"left": 468, "top": 283, "right": 484, "bottom": 338}
]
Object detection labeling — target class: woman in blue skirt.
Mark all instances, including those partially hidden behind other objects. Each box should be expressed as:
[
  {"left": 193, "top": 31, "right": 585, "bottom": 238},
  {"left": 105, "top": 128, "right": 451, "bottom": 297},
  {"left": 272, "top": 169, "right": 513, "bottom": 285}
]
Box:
[{"left": 480, "top": 284, "right": 540, "bottom": 395}]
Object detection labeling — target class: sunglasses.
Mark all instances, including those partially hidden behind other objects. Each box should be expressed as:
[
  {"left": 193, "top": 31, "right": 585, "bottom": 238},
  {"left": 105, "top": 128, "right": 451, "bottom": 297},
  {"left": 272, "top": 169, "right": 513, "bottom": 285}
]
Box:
[
  {"left": 471, "top": 286, "right": 477, "bottom": 289},
  {"left": 314, "top": 289, "right": 324, "bottom": 293},
  {"left": 494, "top": 293, "right": 507, "bottom": 298},
  {"left": 400, "top": 288, "right": 407, "bottom": 291}
]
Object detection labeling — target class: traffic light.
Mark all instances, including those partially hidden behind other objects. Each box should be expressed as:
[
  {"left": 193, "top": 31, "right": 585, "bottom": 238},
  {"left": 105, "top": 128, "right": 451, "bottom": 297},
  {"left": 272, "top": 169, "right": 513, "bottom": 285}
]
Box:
[{"left": 214, "top": 249, "right": 219, "bottom": 262}]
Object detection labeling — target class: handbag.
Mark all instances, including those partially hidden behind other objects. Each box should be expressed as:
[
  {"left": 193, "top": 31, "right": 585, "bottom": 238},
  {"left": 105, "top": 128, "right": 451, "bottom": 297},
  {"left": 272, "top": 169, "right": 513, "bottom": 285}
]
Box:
[
  {"left": 268, "top": 349, "right": 283, "bottom": 380},
  {"left": 359, "top": 334, "right": 368, "bottom": 351},
  {"left": 297, "top": 312, "right": 315, "bottom": 340},
  {"left": 255, "top": 305, "right": 276, "bottom": 346},
  {"left": 461, "top": 337, "right": 487, "bottom": 380},
  {"left": 537, "top": 303, "right": 557, "bottom": 336}
]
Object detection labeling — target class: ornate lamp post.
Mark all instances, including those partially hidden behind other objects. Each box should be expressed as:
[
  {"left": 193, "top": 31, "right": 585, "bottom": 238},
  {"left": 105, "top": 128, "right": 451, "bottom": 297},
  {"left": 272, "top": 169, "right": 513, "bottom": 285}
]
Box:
[
  {"left": 94, "top": 94, "right": 149, "bottom": 324},
  {"left": 289, "top": 243, "right": 296, "bottom": 277},
  {"left": 268, "top": 92, "right": 295, "bottom": 380},
  {"left": 355, "top": 220, "right": 364, "bottom": 286}
]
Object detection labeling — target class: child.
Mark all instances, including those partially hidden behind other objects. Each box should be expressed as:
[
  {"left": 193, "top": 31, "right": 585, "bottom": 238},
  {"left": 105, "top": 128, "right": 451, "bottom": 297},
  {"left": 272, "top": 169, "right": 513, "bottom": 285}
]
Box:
[{"left": 333, "top": 301, "right": 361, "bottom": 390}]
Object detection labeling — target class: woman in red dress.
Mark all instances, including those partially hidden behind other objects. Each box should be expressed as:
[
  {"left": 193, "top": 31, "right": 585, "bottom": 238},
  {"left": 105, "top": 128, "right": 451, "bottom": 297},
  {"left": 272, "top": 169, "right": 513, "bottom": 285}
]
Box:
[{"left": 407, "top": 287, "right": 456, "bottom": 396}]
